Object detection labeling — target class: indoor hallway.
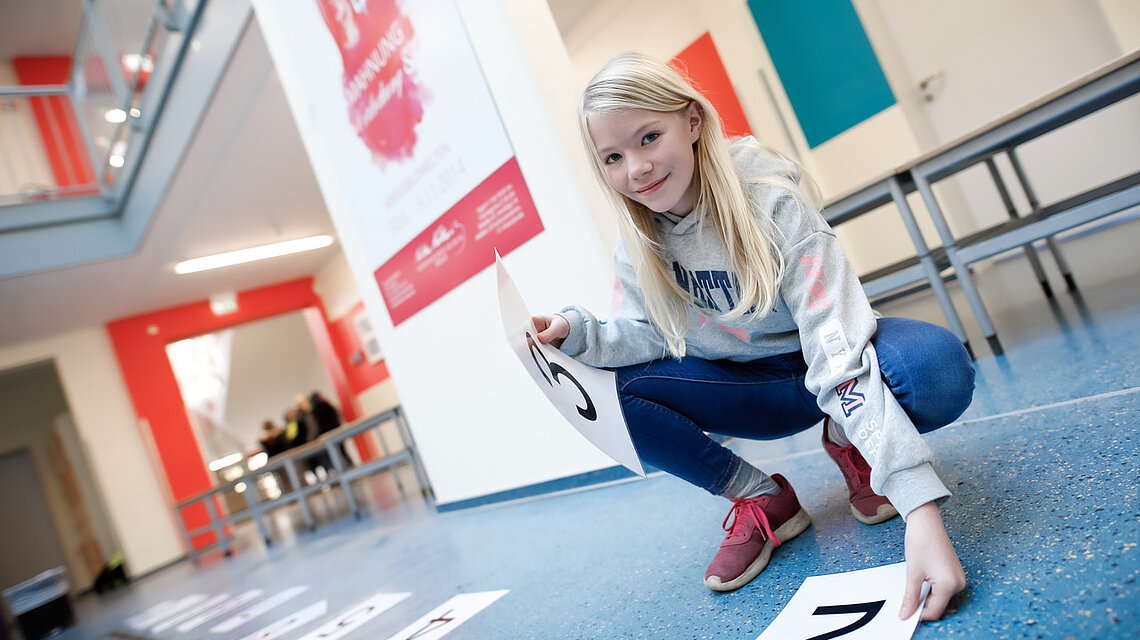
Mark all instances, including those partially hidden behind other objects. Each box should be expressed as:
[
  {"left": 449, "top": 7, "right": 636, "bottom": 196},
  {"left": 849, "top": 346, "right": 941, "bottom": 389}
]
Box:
[{"left": 53, "top": 213, "right": 1140, "bottom": 639}]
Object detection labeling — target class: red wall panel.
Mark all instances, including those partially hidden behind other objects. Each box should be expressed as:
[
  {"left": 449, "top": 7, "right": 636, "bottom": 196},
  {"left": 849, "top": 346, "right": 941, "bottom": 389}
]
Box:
[
  {"left": 106, "top": 278, "right": 356, "bottom": 549},
  {"left": 671, "top": 33, "right": 754, "bottom": 139},
  {"left": 12, "top": 56, "right": 98, "bottom": 193}
]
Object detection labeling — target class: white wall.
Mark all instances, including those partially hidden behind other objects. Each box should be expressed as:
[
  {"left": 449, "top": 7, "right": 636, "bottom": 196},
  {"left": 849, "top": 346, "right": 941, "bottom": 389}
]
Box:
[
  {"left": 0, "top": 329, "right": 182, "bottom": 576},
  {"left": 313, "top": 250, "right": 402, "bottom": 419},
  {"left": 313, "top": 251, "right": 361, "bottom": 323},
  {"left": 872, "top": 0, "right": 1140, "bottom": 238},
  {"left": 1100, "top": 0, "right": 1140, "bottom": 52}
]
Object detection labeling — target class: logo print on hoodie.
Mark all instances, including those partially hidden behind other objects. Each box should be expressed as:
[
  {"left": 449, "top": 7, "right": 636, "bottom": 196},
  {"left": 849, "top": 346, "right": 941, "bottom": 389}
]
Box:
[
  {"left": 800, "top": 255, "right": 833, "bottom": 310},
  {"left": 672, "top": 263, "right": 739, "bottom": 312},
  {"left": 836, "top": 378, "right": 865, "bottom": 417}
]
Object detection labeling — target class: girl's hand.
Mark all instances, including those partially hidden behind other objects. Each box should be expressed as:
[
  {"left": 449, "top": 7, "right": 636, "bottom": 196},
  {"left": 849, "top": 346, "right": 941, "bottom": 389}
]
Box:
[
  {"left": 900, "top": 501, "right": 966, "bottom": 621},
  {"left": 533, "top": 314, "right": 570, "bottom": 348}
]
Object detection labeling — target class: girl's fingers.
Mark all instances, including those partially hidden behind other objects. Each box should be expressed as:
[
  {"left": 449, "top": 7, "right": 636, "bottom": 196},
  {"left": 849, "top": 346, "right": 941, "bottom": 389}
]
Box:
[
  {"left": 920, "top": 583, "right": 951, "bottom": 621},
  {"left": 898, "top": 580, "right": 921, "bottom": 619}
]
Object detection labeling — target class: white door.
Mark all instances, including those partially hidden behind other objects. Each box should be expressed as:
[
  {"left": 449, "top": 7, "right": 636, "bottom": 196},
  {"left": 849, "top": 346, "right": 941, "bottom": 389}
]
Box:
[{"left": 872, "top": 0, "right": 1140, "bottom": 228}]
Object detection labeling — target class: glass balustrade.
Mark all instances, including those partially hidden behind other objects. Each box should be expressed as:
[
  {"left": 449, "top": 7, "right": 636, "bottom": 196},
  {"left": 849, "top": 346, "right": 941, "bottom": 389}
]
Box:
[{"left": 0, "top": 0, "right": 200, "bottom": 218}]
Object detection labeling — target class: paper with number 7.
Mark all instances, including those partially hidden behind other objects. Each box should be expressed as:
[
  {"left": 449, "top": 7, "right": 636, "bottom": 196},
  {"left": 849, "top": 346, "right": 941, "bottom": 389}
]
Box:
[
  {"left": 756, "top": 562, "right": 929, "bottom": 639},
  {"left": 495, "top": 253, "right": 644, "bottom": 477}
]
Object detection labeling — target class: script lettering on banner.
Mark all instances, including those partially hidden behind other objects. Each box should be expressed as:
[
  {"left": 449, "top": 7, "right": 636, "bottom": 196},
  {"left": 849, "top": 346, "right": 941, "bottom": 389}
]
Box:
[
  {"left": 756, "top": 562, "right": 930, "bottom": 640},
  {"left": 495, "top": 254, "right": 644, "bottom": 477}
]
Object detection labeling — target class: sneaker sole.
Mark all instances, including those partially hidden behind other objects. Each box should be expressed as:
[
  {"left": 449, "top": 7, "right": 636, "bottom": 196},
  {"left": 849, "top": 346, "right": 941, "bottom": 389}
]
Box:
[
  {"left": 850, "top": 501, "right": 899, "bottom": 525},
  {"left": 703, "top": 508, "right": 812, "bottom": 592}
]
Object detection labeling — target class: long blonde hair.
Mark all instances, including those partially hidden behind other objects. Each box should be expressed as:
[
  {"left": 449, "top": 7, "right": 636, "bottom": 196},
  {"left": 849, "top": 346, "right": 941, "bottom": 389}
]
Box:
[{"left": 579, "top": 52, "right": 798, "bottom": 358}]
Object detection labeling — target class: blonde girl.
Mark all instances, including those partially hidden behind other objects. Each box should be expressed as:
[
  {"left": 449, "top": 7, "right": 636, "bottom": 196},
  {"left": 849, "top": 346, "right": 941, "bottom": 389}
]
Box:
[{"left": 534, "top": 52, "right": 974, "bottom": 621}]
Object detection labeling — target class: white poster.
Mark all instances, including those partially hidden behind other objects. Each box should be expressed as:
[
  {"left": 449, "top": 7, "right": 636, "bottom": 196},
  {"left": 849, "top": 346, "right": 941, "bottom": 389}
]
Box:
[
  {"left": 236, "top": 600, "right": 329, "bottom": 640},
  {"left": 210, "top": 585, "right": 310, "bottom": 633},
  {"left": 756, "top": 563, "right": 930, "bottom": 640},
  {"left": 496, "top": 255, "right": 644, "bottom": 477},
  {"left": 297, "top": 592, "right": 411, "bottom": 640},
  {"left": 176, "top": 589, "right": 263, "bottom": 632},
  {"left": 253, "top": 0, "right": 544, "bottom": 325}
]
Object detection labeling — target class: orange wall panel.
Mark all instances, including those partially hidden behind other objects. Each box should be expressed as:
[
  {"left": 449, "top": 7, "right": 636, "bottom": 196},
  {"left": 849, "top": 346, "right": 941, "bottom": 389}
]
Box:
[{"left": 671, "top": 33, "right": 753, "bottom": 139}]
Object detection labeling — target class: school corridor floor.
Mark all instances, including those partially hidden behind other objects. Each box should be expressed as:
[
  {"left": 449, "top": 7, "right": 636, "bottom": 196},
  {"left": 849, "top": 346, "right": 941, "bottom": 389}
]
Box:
[{"left": 53, "top": 214, "right": 1140, "bottom": 640}]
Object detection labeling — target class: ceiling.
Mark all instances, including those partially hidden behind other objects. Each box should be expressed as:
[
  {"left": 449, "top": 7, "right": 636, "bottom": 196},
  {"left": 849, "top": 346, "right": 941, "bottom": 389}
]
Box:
[
  {"left": 0, "top": 0, "right": 84, "bottom": 63},
  {"left": 0, "top": 0, "right": 591, "bottom": 349}
]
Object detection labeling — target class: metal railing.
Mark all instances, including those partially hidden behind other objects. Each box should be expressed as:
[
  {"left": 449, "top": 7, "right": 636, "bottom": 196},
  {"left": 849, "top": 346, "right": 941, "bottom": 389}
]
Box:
[{"left": 173, "top": 406, "right": 433, "bottom": 562}]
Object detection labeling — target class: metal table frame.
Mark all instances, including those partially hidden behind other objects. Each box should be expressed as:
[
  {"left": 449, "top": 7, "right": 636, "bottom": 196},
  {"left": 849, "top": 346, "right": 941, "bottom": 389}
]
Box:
[
  {"left": 173, "top": 406, "right": 432, "bottom": 562},
  {"left": 823, "top": 50, "right": 1140, "bottom": 356}
]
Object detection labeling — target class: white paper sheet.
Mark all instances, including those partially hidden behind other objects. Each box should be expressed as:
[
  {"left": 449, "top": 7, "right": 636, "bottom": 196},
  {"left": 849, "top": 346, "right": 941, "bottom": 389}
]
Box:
[
  {"left": 495, "top": 254, "right": 644, "bottom": 477},
  {"left": 756, "top": 562, "right": 930, "bottom": 639},
  {"left": 384, "top": 590, "right": 510, "bottom": 640}
]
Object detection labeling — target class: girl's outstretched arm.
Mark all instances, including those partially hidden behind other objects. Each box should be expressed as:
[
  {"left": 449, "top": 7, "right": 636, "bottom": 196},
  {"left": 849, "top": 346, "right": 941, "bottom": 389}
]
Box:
[
  {"left": 900, "top": 502, "right": 967, "bottom": 620},
  {"left": 533, "top": 314, "right": 570, "bottom": 348}
]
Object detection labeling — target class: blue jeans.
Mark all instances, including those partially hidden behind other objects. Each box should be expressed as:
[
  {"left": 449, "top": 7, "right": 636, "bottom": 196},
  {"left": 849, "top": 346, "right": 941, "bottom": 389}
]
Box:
[{"left": 612, "top": 317, "right": 975, "bottom": 495}]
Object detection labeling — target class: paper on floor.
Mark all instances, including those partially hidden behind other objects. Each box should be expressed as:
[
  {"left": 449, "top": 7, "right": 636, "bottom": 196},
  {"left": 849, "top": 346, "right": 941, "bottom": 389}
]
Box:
[{"left": 756, "top": 562, "right": 929, "bottom": 639}]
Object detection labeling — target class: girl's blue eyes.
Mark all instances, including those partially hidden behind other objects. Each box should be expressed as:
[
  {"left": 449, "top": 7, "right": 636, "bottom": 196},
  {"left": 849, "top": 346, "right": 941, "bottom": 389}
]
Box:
[{"left": 603, "top": 132, "right": 660, "bottom": 164}]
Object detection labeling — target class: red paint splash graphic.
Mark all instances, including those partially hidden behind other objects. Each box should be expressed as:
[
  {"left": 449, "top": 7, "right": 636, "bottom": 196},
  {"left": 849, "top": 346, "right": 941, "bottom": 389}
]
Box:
[{"left": 317, "top": 0, "right": 425, "bottom": 166}]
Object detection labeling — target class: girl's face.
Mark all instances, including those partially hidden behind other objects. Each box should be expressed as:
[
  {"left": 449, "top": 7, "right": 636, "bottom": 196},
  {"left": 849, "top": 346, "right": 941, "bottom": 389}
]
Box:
[{"left": 588, "top": 103, "right": 703, "bottom": 216}]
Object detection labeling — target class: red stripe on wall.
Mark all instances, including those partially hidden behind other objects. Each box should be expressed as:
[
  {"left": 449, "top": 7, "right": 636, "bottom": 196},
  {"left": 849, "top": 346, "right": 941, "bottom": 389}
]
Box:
[
  {"left": 13, "top": 56, "right": 98, "bottom": 194},
  {"left": 107, "top": 278, "right": 346, "bottom": 550}
]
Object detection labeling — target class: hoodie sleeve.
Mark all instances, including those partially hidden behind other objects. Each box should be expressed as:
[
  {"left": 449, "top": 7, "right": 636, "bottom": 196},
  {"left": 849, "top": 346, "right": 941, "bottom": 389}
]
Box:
[
  {"left": 776, "top": 198, "right": 950, "bottom": 520},
  {"left": 558, "top": 239, "right": 672, "bottom": 368}
]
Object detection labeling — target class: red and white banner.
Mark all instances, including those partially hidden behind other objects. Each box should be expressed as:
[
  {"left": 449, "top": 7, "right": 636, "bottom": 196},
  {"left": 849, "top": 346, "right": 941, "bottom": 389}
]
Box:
[{"left": 255, "top": 0, "right": 543, "bottom": 325}]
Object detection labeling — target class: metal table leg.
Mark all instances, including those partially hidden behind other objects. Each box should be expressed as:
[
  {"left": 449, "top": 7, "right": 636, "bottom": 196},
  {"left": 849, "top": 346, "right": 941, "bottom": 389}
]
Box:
[
  {"left": 984, "top": 157, "right": 1053, "bottom": 297},
  {"left": 284, "top": 460, "right": 315, "bottom": 530},
  {"left": 326, "top": 438, "right": 360, "bottom": 518},
  {"left": 1007, "top": 148, "right": 1076, "bottom": 290},
  {"left": 887, "top": 175, "right": 974, "bottom": 358},
  {"left": 913, "top": 172, "right": 1004, "bottom": 355}
]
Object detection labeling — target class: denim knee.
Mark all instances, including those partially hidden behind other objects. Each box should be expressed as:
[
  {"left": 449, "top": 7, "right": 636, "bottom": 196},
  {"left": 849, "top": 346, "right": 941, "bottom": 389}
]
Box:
[{"left": 875, "top": 318, "right": 976, "bottom": 431}]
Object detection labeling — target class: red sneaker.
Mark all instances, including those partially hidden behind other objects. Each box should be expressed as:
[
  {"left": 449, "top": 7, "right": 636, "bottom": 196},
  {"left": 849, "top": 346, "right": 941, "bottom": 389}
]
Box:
[
  {"left": 703, "top": 474, "right": 811, "bottom": 592},
  {"left": 821, "top": 418, "right": 899, "bottom": 525}
]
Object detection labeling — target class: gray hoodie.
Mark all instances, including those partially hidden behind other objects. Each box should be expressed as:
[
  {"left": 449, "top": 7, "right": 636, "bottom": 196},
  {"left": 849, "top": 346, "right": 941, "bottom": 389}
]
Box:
[{"left": 559, "top": 138, "right": 950, "bottom": 519}]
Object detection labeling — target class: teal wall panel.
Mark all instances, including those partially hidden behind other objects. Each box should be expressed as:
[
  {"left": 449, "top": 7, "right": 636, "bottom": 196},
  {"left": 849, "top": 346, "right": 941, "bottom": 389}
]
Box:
[{"left": 748, "top": 0, "right": 895, "bottom": 148}]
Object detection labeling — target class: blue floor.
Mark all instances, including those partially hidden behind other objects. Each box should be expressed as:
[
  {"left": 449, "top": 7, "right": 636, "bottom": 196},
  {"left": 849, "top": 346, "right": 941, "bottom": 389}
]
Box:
[{"left": 57, "top": 215, "right": 1140, "bottom": 640}]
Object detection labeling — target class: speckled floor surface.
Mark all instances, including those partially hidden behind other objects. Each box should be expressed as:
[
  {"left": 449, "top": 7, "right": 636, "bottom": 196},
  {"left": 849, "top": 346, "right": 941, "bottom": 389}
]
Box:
[{"left": 54, "top": 214, "right": 1140, "bottom": 640}]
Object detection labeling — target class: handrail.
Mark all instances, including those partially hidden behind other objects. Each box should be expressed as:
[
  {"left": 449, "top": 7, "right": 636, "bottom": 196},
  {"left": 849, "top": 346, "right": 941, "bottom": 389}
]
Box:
[
  {"left": 0, "top": 85, "right": 70, "bottom": 97},
  {"left": 173, "top": 406, "right": 433, "bottom": 561}
]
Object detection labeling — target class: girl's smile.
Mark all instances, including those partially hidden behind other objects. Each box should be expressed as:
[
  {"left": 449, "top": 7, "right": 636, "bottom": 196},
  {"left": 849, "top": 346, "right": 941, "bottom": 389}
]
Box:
[{"left": 588, "top": 102, "right": 704, "bottom": 216}]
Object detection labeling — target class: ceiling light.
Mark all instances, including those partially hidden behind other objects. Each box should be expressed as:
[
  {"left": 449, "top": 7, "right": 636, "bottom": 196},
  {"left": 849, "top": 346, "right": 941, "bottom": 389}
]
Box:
[
  {"left": 109, "top": 155, "right": 124, "bottom": 168},
  {"left": 105, "top": 108, "right": 126, "bottom": 123},
  {"left": 174, "top": 235, "right": 334, "bottom": 275},
  {"left": 208, "top": 452, "right": 243, "bottom": 471}
]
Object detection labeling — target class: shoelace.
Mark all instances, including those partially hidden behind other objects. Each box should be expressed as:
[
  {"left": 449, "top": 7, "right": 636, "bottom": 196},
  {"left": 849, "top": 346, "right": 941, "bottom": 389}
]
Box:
[
  {"left": 722, "top": 498, "right": 781, "bottom": 547},
  {"left": 843, "top": 446, "right": 872, "bottom": 485}
]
